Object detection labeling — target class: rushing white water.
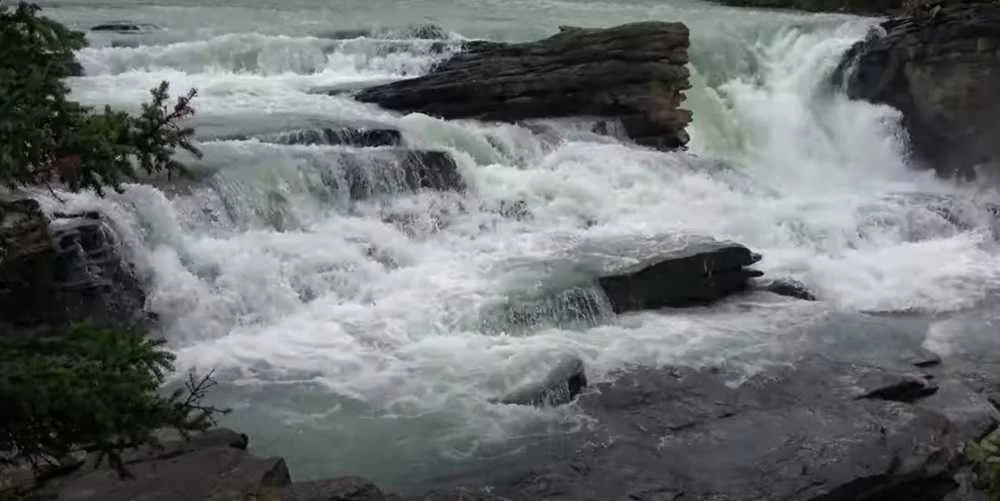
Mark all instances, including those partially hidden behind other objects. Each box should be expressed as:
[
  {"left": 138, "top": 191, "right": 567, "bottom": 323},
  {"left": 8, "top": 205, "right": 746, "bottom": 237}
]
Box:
[{"left": 37, "top": 0, "right": 1000, "bottom": 491}]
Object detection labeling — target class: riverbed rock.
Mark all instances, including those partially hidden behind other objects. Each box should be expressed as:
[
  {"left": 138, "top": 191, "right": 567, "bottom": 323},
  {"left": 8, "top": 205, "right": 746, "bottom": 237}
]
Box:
[
  {"left": 597, "top": 241, "right": 762, "bottom": 312},
  {"left": 709, "top": 0, "right": 905, "bottom": 15},
  {"left": 755, "top": 277, "right": 817, "bottom": 301},
  {"left": 461, "top": 355, "right": 999, "bottom": 501},
  {"left": 355, "top": 22, "right": 693, "bottom": 150},
  {"left": 0, "top": 198, "right": 146, "bottom": 334},
  {"left": 836, "top": 2, "right": 1000, "bottom": 181},
  {"left": 223, "top": 127, "right": 403, "bottom": 148}
]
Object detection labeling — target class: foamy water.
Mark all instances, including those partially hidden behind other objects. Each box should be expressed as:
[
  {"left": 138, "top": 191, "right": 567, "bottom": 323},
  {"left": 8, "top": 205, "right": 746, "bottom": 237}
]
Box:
[{"left": 36, "top": 0, "right": 1000, "bottom": 490}]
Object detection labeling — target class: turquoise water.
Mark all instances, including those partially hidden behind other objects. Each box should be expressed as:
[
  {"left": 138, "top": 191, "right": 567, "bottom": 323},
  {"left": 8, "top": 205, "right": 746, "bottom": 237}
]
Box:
[{"left": 33, "top": 0, "right": 1000, "bottom": 491}]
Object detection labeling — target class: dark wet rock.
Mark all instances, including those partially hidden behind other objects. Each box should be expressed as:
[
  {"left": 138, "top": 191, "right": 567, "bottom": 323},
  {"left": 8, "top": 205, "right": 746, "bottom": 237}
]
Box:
[
  {"left": 755, "top": 277, "right": 817, "bottom": 301},
  {"left": 597, "top": 241, "right": 762, "bottom": 312},
  {"left": 709, "top": 0, "right": 905, "bottom": 15},
  {"left": 318, "top": 28, "right": 373, "bottom": 40},
  {"left": 223, "top": 127, "right": 403, "bottom": 148},
  {"left": 0, "top": 198, "right": 146, "bottom": 334},
  {"left": 494, "top": 357, "right": 588, "bottom": 407},
  {"left": 835, "top": 3, "right": 1000, "bottom": 181},
  {"left": 356, "top": 22, "right": 692, "bottom": 150},
  {"left": 313, "top": 149, "right": 464, "bottom": 201},
  {"left": 89, "top": 21, "right": 160, "bottom": 33},
  {"left": 856, "top": 372, "right": 939, "bottom": 402}
]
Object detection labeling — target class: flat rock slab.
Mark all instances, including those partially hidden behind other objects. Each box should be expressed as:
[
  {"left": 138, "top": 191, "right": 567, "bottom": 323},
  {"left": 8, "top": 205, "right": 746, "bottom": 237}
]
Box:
[
  {"left": 597, "top": 241, "right": 762, "bottom": 312},
  {"left": 469, "top": 356, "right": 999, "bottom": 501},
  {"left": 356, "top": 22, "right": 693, "bottom": 150}
]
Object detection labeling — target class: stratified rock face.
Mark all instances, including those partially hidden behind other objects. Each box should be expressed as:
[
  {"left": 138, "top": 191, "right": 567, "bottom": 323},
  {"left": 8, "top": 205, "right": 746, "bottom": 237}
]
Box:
[
  {"left": 837, "top": 3, "right": 1000, "bottom": 181},
  {"left": 356, "top": 22, "right": 693, "bottom": 150},
  {"left": 597, "top": 241, "right": 762, "bottom": 312},
  {"left": 0, "top": 198, "right": 146, "bottom": 333},
  {"left": 709, "top": 0, "right": 904, "bottom": 15}
]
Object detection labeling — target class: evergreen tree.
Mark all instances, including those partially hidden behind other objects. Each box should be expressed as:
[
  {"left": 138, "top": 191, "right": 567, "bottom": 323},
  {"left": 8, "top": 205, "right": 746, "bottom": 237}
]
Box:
[{"left": 0, "top": 2, "right": 225, "bottom": 494}]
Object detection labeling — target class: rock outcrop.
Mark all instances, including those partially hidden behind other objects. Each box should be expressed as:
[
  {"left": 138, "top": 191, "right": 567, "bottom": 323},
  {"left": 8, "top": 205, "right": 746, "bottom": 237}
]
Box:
[
  {"left": 19, "top": 354, "right": 997, "bottom": 501},
  {"left": 446, "top": 355, "right": 999, "bottom": 501},
  {"left": 836, "top": 2, "right": 1000, "bottom": 181},
  {"left": 709, "top": 0, "right": 904, "bottom": 15},
  {"left": 355, "top": 22, "right": 693, "bottom": 150},
  {"left": 597, "top": 241, "right": 762, "bottom": 312},
  {"left": 0, "top": 198, "right": 146, "bottom": 334}
]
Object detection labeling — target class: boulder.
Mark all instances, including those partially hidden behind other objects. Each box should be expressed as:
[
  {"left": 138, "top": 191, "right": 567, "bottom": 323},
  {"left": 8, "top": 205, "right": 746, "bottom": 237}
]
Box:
[
  {"left": 355, "top": 22, "right": 693, "bottom": 150},
  {"left": 836, "top": 3, "right": 1000, "bottom": 181},
  {"left": 597, "top": 241, "right": 762, "bottom": 312},
  {"left": 0, "top": 198, "right": 146, "bottom": 334}
]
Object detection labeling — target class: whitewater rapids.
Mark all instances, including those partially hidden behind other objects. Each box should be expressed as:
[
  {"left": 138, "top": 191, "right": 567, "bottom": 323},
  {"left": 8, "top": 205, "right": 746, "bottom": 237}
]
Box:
[{"left": 37, "top": 0, "right": 1000, "bottom": 490}]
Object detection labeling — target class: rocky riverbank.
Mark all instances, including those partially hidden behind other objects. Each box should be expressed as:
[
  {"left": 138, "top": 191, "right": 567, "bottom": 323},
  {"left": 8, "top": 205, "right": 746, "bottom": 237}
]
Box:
[
  {"left": 12, "top": 349, "right": 999, "bottom": 501},
  {"left": 834, "top": 1, "right": 1000, "bottom": 182}
]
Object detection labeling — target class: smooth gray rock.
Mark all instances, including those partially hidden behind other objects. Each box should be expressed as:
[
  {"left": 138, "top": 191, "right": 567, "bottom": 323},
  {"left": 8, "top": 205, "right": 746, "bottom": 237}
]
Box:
[
  {"left": 222, "top": 127, "right": 402, "bottom": 148},
  {"left": 440, "top": 356, "right": 997, "bottom": 501},
  {"left": 280, "top": 476, "right": 386, "bottom": 501}
]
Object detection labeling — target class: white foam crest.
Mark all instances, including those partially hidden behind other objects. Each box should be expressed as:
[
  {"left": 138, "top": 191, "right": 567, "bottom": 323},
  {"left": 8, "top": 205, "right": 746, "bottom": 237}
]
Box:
[
  {"left": 75, "top": 32, "right": 457, "bottom": 77},
  {"left": 36, "top": 6, "right": 1000, "bottom": 484}
]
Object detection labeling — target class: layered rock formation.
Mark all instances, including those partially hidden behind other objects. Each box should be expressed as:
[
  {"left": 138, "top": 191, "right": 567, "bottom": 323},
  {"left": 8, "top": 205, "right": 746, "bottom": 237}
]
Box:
[
  {"left": 710, "top": 0, "right": 905, "bottom": 15},
  {"left": 0, "top": 198, "right": 146, "bottom": 334},
  {"left": 355, "top": 22, "right": 693, "bottom": 150},
  {"left": 836, "top": 2, "right": 1000, "bottom": 181}
]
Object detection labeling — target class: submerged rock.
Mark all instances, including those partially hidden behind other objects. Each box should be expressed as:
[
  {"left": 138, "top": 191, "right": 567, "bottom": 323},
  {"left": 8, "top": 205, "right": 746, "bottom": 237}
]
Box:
[
  {"left": 494, "top": 357, "right": 588, "bottom": 407},
  {"left": 835, "top": 3, "right": 1000, "bottom": 181},
  {"left": 597, "top": 241, "right": 762, "bottom": 312},
  {"left": 316, "top": 149, "right": 465, "bottom": 201},
  {"left": 356, "top": 22, "right": 693, "bottom": 150},
  {"left": 0, "top": 198, "right": 146, "bottom": 334}
]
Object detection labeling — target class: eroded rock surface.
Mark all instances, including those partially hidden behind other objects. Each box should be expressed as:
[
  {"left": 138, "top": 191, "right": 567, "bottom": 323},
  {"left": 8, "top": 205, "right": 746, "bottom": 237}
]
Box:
[
  {"left": 356, "top": 22, "right": 693, "bottom": 150},
  {"left": 836, "top": 2, "right": 1000, "bottom": 181}
]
